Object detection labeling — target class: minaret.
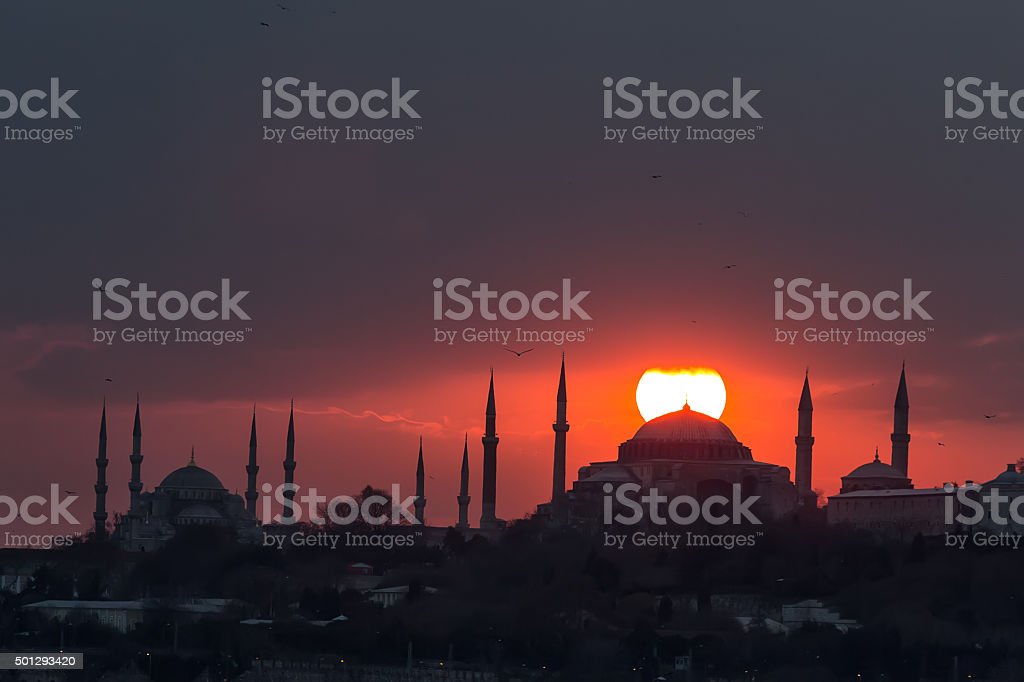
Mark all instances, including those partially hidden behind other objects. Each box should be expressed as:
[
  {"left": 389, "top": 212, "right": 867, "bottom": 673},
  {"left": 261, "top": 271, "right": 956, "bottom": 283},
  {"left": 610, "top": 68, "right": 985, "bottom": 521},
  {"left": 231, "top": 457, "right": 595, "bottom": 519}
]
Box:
[
  {"left": 891, "top": 364, "right": 911, "bottom": 476},
  {"left": 794, "top": 370, "right": 814, "bottom": 498},
  {"left": 128, "top": 395, "right": 143, "bottom": 513},
  {"left": 414, "top": 437, "right": 426, "bottom": 525},
  {"left": 93, "top": 399, "right": 109, "bottom": 540},
  {"left": 282, "top": 400, "right": 296, "bottom": 522},
  {"left": 245, "top": 406, "right": 259, "bottom": 519},
  {"left": 551, "top": 354, "right": 569, "bottom": 506},
  {"left": 480, "top": 370, "right": 499, "bottom": 528},
  {"left": 456, "top": 434, "right": 470, "bottom": 529}
]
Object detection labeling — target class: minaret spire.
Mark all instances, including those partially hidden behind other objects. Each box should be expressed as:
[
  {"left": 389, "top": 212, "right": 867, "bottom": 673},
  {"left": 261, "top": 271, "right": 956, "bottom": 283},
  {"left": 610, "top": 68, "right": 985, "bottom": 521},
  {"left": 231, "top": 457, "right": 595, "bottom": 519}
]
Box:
[
  {"left": 245, "top": 405, "right": 259, "bottom": 519},
  {"left": 795, "top": 371, "right": 814, "bottom": 500},
  {"left": 414, "top": 437, "right": 426, "bottom": 525},
  {"left": 480, "top": 370, "right": 500, "bottom": 528},
  {"left": 128, "top": 394, "right": 144, "bottom": 513},
  {"left": 282, "top": 400, "right": 297, "bottom": 522},
  {"left": 457, "top": 434, "right": 471, "bottom": 529},
  {"left": 93, "top": 399, "right": 109, "bottom": 540},
  {"left": 551, "top": 354, "right": 569, "bottom": 509},
  {"left": 891, "top": 365, "right": 911, "bottom": 476}
]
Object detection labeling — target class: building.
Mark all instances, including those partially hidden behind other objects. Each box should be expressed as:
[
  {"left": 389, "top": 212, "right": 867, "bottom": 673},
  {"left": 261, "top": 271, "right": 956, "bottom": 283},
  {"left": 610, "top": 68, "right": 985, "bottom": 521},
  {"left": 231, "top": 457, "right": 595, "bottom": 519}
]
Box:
[
  {"left": 566, "top": 376, "right": 802, "bottom": 525},
  {"left": 826, "top": 366, "right": 956, "bottom": 540},
  {"left": 98, "top": 400, "right": 290, "bottom": 551}
]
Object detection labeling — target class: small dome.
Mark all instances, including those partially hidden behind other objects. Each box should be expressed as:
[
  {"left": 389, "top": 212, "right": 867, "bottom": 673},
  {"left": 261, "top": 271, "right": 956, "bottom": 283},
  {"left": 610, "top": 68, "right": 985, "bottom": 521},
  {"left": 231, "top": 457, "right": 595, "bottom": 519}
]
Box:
[
  {"left": 987, "top": 464, "right": 1024, "bottom": 487},
  {"left": 158, "top": 464, "right": 226, "bottom": 491},
  {"left": 631, "top": 404, "right": 739, "bottom": 444},
  {"left": 846, "top": 459, "right": 906, "bottom": 480}
]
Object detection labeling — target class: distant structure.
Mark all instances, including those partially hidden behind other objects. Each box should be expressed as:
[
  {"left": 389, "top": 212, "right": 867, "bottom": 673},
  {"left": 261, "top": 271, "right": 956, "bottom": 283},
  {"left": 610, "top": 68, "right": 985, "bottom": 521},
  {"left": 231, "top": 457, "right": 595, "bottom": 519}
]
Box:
[
  {"left": 105, "top": 399, "right": 281, "bottom": 551},
  {"left": 794, "top": 371, "right": 814, "bottom": 503},
  {"left": 551, "top": 354, "right": 569, "bottom": 510},
  {"left": 891, "top": 364, "right": 911, "bottom": 476},
  {"left": 566, "top": 380, "right": 799, "bottom": 525},
  {"left": 414, "top": 437, "right": 426, "bottom": 525},
  {"left": 480, "top": 371, "right": 503, "bottom": 529},
  {"left": 456, "top": 435, "right": 470, "bottom": 529},
  {"left": 827, "top": 366, "right": 948, "bottom": 541},
  {"left": 282, "top": 401, "right": 297, "bottom": 522},
  {"left": 93, "top": 400, "right": 109, "bottom": 540}
]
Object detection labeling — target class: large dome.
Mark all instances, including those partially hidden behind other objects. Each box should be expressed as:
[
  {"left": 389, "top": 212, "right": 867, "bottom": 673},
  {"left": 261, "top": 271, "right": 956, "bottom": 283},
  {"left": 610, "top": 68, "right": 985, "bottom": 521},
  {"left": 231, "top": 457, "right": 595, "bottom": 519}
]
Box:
[
  {"left": 631, "top": 404, "right": 739, "bottom": 444},
  {"left": 158, "top": 463, "right": 226, "bottom": 491},
  {"left": 618, "top": 404, "right": 751, "bottom": 463}
]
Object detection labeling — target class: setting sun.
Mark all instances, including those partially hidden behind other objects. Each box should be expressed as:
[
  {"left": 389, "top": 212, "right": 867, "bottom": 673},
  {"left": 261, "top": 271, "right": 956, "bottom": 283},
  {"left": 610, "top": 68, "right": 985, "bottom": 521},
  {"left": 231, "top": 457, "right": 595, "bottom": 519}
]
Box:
[{"left": 635, "top": 367, "right": 727, "bottom": 421}]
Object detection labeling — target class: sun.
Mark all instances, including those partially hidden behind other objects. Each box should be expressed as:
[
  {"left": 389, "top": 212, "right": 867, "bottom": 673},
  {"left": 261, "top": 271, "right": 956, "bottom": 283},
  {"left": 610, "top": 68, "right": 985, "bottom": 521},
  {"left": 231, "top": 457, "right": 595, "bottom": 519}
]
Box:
[{"left": 635, "top": 367, "right": 727, "bottom": 421}]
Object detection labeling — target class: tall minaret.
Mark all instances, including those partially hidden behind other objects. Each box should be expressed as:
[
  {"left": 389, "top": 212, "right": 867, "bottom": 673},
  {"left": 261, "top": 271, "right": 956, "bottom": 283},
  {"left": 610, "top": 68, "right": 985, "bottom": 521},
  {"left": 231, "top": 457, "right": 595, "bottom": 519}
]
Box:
[
  {"left": 414, "top": 437, "right": 427, "bottom": 525},
  {"left": 245, "top": 406, "right": 259, "bottom": 519},
  {"left": 480, "top": 370, "right": 499, "bottom": 528},
  {"left": 794, "top": 371, "right": 814, "bottom": 498},
  {"left": 128, "top": 395, "right": 143, "bottom": 513},
  {"left": 282, "top": 400, "right": 296, "bottom": 521},
  {"left": 93, "top": 399, "right": 109, "bottom": 540},
  {"left": 457, "top": 434, "right": 470, "bottom": 529},
  {"left": 891, "top": 364, "right": 911, "bottom": 476},
  {"left": 551, "top": 354, "right": 569, "bottom": 506}
]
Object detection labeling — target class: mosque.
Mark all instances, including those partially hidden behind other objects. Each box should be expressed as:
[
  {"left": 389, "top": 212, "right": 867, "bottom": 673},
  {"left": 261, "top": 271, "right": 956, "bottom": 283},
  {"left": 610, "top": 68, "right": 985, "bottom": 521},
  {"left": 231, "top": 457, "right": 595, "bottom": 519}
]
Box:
[{"left": 89, "top": 360, "right": 1015, "bottom": 550}]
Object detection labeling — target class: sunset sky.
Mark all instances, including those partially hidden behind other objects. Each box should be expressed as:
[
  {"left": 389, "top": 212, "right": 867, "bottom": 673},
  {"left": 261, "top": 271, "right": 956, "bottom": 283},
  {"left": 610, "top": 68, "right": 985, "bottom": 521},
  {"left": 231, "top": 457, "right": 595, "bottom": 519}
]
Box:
[{"left": 1, "top": 1, "right": 1022, "bottom": 530}]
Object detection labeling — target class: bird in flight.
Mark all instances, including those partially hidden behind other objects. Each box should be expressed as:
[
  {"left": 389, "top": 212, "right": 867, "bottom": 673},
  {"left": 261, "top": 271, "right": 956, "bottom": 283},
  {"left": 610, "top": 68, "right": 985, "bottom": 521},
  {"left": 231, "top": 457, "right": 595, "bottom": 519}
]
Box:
[
  {"left": 984, "top": 414, "right": 998, "bottom": 419},
  {"left": 650, "top": 175, "right": 662, "bottom": 179},
  {"left": 275, "top": 3, "right": 293, "bottom": 9},
  {"left": 260, "top": 21, "right": 271, "bottom": 27},
  {"left": 104, "top": 378, "right": 113, "bottom": 382},
  {"left": 937, "top": 442, "right": 946, "bottom": 447},
  {"left": 504, "top": 348, "right": 534, "bottom": 357},
  {"left": 722, "top": 264, "right": 738, "bottom": 270}
]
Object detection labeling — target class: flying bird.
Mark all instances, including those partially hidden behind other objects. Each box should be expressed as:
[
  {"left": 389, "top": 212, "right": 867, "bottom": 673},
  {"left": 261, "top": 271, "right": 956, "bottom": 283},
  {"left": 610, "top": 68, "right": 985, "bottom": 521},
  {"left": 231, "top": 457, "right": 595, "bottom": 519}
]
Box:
[
  {"left": 504, "top": 348, "right": 534, "bottom": 357},
  {"left": 722, "top": 264, "right": 738, "bottom": 270},
  {"left": 937, "top": 442, "right": 945, "bottom": 447},
  {"left": 275, "top": 3, "right": 293, "bottom": 9},
  {"left": 64, "top": 490, "right": 77, "bottom": 495},
  {"left": 260, "top": 21, "right": 271, "bottom": 27},
  {"left": 984, "top": 414, "right": 998, "bottom": 419},
  {"left": 104, "top": 378, "right": 113, "bottom": 382},
  {"left": 650, "top": 175, "right": 662, "bottom": 179}
]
